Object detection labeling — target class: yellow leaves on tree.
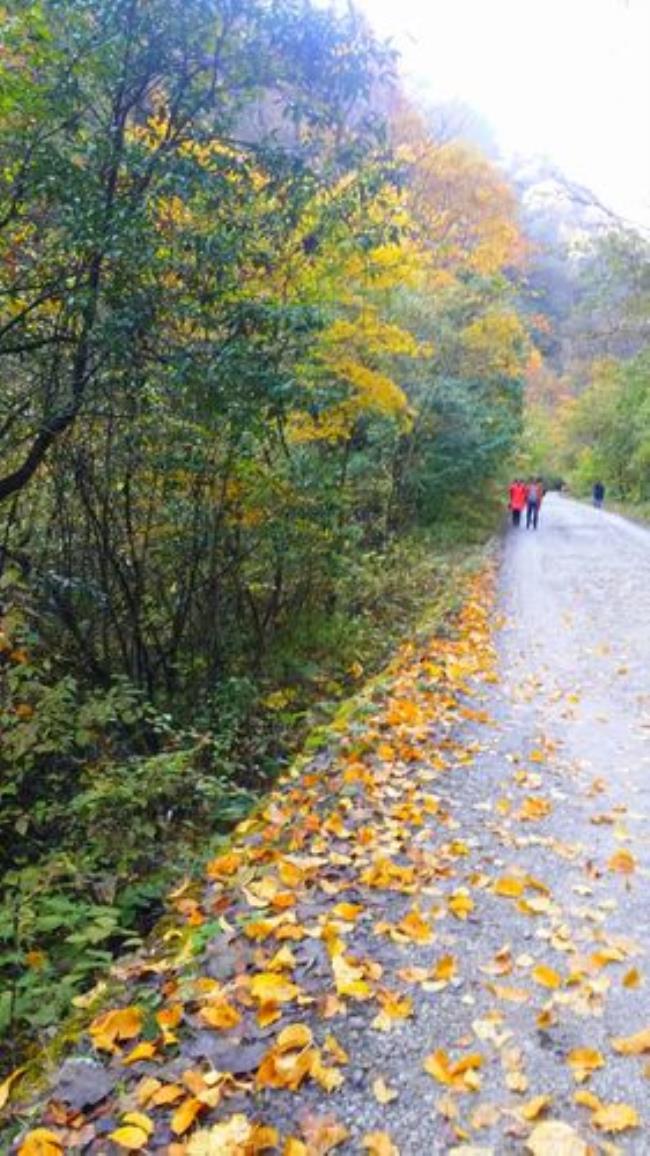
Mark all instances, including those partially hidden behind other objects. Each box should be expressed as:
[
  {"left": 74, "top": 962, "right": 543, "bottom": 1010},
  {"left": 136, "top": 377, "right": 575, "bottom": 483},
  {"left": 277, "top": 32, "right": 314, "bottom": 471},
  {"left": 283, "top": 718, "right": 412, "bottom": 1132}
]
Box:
[
  {"left": 460, "top": 311, "right": 530, "bottom": 382},
  {"left": 392, "top": 104, "right": 526, "bottom": 280}
]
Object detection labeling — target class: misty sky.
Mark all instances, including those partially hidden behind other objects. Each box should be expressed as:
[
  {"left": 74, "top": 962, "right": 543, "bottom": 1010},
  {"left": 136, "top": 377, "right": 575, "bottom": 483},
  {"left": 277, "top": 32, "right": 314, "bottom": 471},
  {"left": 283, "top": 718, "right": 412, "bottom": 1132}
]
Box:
[{"left": 359, "top": 0, "right": 650, "bottom": 227}]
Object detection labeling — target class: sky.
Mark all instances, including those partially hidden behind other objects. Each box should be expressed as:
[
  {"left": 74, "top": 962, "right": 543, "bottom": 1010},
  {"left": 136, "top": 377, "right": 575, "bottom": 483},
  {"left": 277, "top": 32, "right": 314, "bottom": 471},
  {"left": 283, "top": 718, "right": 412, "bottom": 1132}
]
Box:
[{"left": 358, "top": 0, "right": 650, "bottom": 227}]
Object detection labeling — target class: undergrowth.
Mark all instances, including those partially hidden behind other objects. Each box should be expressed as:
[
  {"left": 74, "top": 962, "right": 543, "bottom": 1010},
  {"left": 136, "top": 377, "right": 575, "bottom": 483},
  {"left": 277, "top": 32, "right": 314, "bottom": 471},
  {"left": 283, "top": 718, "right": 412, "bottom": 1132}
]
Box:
[{"left": 0, "top": 499, "right": 501, "bottom": 1075}]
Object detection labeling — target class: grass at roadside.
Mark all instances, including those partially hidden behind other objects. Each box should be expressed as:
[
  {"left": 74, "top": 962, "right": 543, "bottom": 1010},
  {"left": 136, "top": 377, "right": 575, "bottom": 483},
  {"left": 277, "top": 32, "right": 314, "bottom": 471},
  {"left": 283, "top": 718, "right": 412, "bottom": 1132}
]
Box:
[{"left": 604, "top": 498, "right": 650, "bottom": 527}]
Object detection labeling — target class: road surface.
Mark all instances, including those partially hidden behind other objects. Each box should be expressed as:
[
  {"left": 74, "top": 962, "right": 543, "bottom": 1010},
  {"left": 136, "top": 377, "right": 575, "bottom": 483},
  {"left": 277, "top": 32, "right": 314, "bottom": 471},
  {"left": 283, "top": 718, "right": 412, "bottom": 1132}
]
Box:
[{"left": 257, "top": 494, "right": 650, "bottom": 1152}]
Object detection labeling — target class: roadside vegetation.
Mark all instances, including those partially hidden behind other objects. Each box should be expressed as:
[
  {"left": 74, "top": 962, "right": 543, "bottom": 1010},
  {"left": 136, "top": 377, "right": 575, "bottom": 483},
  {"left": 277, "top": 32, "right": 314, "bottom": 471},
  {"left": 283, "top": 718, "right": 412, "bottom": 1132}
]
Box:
[
  {"left": 0, "top": 0, "right": 535, "bottom": 1068},
  {"left": 522, "top": 228, "right": 650, "bottom": 502}
]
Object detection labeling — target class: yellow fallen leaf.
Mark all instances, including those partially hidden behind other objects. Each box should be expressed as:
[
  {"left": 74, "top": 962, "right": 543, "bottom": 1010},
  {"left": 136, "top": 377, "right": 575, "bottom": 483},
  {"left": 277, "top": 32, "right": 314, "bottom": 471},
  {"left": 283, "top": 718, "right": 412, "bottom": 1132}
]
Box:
[
  {"left": 310, "top": 1052, "right": 345, "bottom": 1093},
  {"left": 249, "top": 972, "right": 300, "bottom": 1005},
  {"left": 567, "top": 1048, "right": 604, "bottom": 1082},
  {"left": 612, "top": 1027, "right": 650, "bottom": 1055},
  {"left": 433, "top": 955, "right": 456, "bottom": 982},
  {"left": 284, "top": 1142, "right": 308, "bottom": 1156},
  {"left": 494, "top": 877, "right": 525, "bottom": 898},
  {"left": 171, "top": 1096, "right": 204, "bottom": 1136},
  {"left": 0, "top": 1065, "right": 25, "bottom": 1110},
  {"left": 186, "top": 1115, "right": 252, "bottom": 1155},
  {"left": 205, "top": 852, "right": 242, "bottom": 879},
  {"left": 299, "top": 1115, "right": 349, "bottom": 1153},
  {"left": 607, "top": 850, "right": 636, "bottom": 874},
  {"left": 276, "top": 1023, "right": 313, "bottom": 1051},
  {"left": 331, "top": 953, "right": 372, "bottom": 1000},
  {"left": 397, "top": 908, "right": 432, "bottom": 943},
  {"left": 18, "top": 1131, "right": 63, "bottom": 1156},
  {"left": 449, "top": 891, "right": 474, "bottom": 920},
  {"left": 331, "top": 902, "right": 363, "bottom": 921},
  {"left": 490, "top": 983, "right": 529, "bottom": 1003},
  {"left": 361, "top": 1133, "right": 399, "bottom": 1156},
  {"left": 574, "top": 1090, "right": 602, "bottom": 1110},
  {"left": 199, "top": 1002, "right": 241, "bottom": 1030},
  {"left": 373, "top": 1076, "right": 398, "bottom": 1104},
  {"left": 256, "top": 1044, "right": 315, "bottom": 1092},
  {"left": 520, "top": 1095, "right": 552, "bottom": 1121},
  {"left": 89, "top": 1005, "right": 143, "bottom": 1052},
  {"left": 151, "top": 1083, "right": 185, "bottom": 1106},
  {"left": 623, "top": 967, "right": 641, "bottom": 989},
  {"left": 122, "top": 1041, "right": 157, "bottom": 1066},
  {"left": 532, "top": 964, "right": 562, "bottom": 990},
  {"left": 592, "top": 1102, "right": 640, "bottom": 1132},
  {"left": 107, "top": 1126, "right": 149, "bottom": 1151},
  {"left": 518, "top": 797, "right": 552, "bottom": 822},
  {"left": 423, "top": 1049, "right": 482, "bottom": 1091},
  {"left": 525, "top": 1119, "right": 588, "bottom": 1155},
  {"left": 120, "top": 1113, "right": 154, "bottom": 1136}
]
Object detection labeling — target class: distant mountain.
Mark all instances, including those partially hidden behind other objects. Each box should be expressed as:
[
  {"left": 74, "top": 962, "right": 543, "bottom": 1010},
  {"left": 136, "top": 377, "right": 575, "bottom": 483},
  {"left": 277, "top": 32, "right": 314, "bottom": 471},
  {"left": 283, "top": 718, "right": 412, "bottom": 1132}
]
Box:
[
  {"left": 509, "top": 155, "right": 619, "bottom": 254},
  {"left": 504, "top": 156, "right": 628, "bottom": 370}
]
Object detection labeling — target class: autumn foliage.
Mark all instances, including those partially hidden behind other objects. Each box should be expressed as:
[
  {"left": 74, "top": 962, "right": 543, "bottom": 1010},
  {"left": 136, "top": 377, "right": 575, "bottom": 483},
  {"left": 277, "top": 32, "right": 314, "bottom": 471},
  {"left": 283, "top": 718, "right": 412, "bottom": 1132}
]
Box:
[{"left": 0, "top": 0, "right": 536, "bottom": 1070}]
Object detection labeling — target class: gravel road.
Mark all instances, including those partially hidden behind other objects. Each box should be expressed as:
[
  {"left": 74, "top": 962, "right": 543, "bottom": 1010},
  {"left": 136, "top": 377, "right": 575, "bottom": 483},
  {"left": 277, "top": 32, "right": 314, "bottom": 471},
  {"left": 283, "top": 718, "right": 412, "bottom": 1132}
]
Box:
[{"left": 262, "top": 494, "right": 650, "bottom": 1154}]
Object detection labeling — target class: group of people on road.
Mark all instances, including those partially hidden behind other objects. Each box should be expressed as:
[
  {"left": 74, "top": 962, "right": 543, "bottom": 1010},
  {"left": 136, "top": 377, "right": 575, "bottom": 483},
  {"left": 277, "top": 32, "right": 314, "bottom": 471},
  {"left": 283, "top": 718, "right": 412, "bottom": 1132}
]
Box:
[{"left": 508, "top": 478, "right": 544, "bottom": 530}]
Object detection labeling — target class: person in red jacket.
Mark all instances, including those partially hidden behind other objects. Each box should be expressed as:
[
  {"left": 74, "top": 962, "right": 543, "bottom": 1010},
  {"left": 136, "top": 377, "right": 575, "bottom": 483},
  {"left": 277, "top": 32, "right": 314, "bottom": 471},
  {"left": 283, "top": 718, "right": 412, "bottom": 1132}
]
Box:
[
  {"left": 526, "top": 478, "right": 544, "bottom": 529},
  {"left": 508, "top": 479, "right": 527, "bottom": 527}
]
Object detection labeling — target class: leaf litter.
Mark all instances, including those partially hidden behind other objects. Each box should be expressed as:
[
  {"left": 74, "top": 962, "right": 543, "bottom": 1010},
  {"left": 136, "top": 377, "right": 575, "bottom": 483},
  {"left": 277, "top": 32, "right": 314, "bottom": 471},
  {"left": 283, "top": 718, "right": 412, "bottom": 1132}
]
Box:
[{"left": 8, "top": 566, "right": 649, "bottom": 1153}]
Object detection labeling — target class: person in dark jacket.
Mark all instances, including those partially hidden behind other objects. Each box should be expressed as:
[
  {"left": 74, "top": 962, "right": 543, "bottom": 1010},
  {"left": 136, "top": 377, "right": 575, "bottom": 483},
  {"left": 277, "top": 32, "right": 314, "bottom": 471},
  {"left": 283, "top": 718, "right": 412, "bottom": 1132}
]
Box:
[
  {"left": 593, "top": 481, "right": 605, "bottom": 508},
  {"left": 526, "top": 478, "right": 544, "bottom": 529}
]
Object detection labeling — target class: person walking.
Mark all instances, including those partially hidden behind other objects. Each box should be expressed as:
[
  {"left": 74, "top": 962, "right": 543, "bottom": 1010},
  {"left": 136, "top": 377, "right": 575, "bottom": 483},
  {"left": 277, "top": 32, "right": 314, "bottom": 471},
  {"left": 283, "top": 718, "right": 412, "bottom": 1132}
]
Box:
[
  {"left": 526, "top": 478, "right": 544, "bottom": 530},
  {"left": 509, "top": 479, "right": 527, "bottom": 527},
  {"left": 593, "top": 480, "right": 605, "bottom": 508}
]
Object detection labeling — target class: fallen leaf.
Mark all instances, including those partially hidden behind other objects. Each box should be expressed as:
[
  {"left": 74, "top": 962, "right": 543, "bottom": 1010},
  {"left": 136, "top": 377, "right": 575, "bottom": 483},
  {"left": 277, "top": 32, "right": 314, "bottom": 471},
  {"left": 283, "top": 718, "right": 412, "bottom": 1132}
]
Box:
[
  {"left": 612, "top": 1027, "right": 650, "bottom": 1055},
  {"left": 186, "top": 1115, "right": 252, "bottom": 1155},
  {"left": 567, "top": 1048, "right": 604, "bottom": 1083},
  {"left": 199, "top": 1002, "right": 241, "bottom": 1030},
  {"left": 122, "top": 1041, "right": 157, "bottom": 1066},
  {"left": 361, "top": 1132, "right": 399, "bottom": 1156},
  {"left": 250, "top": 972, "right": 300, "bottom": 1004},
  {"left": 18, "top": 1131, "right": 63, "bottom": 1156},
  {"left": 373, "top": 1076, "right": 398, "bottom": 1104},
  {"left": 574, "top": 1090, "right": 602, "bottom": 1110},
  {"left": 107, "top": 1125, "right": 150, "bottom": 1151},
  {"left": 89, "top": 1006, "right": 143, "bottom": 1053},
  {"left": 449, "top": 890, "right": 474, "bottom": 920},
  {"left": 171, "top": 1096, "right": 204, "bottom": 1136},
  {"left": 300, "top": 1114, "right": 349, "bottom": 1154},
  {"left": 0, "top": 1065, "right": 25, "bottom": 1110},
  {"left": 531, "top": 965, "right": 562, "bottom": 990},
  {"left": 494, "top": 877, "right": 525, "bottom": 898},
  {"left": 525, "top": 1120, "right": 588, "bottom": 1155},
  {"left": 607, "top": 850, "right": 636, "bottom": 874},
  {"left": 592, "top": 1103, "right": 640, "bottom": 1133},
  {"left": 519, "top": 1095, "right": 552, "bottom": 1121}
]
